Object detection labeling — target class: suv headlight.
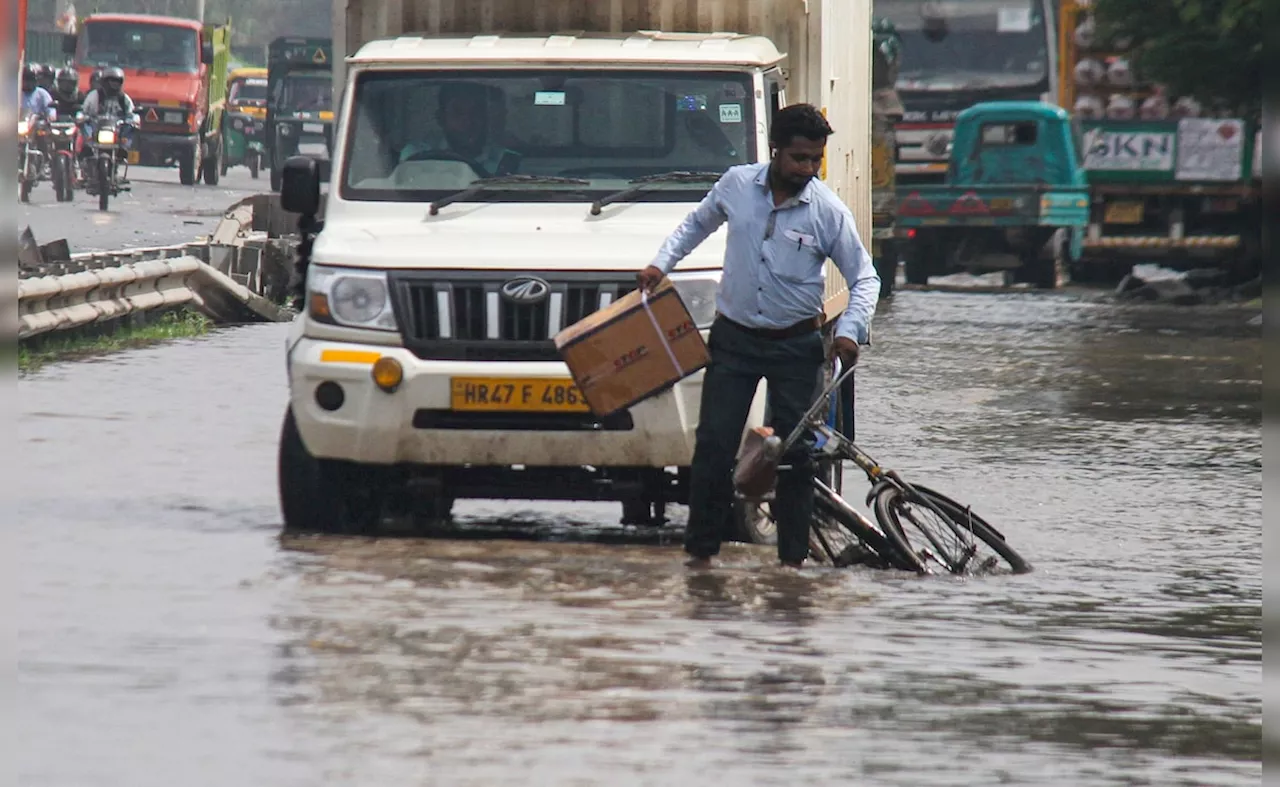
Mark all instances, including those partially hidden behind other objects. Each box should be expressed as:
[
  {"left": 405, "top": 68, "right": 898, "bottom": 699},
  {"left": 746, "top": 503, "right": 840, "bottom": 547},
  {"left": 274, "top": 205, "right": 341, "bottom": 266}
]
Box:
[
  {"left": 669, "top": 272, "right": 720, "bottom": 329},
  {"left": 307, "top": 265, "right": 398, "bottom": 331}
]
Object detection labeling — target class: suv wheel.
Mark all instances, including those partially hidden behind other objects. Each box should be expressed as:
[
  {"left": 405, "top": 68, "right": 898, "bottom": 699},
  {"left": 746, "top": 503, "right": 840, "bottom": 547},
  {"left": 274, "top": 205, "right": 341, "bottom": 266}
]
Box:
[{"left": 278, "top": 407, "right": 384, "bottom": 534}]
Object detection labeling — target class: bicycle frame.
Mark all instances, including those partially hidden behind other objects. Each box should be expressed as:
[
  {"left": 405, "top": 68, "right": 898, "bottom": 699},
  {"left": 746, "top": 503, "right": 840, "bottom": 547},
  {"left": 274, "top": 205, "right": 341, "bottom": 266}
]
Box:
[{"left": 783, "top": 360, "right": 930, "bottom": 508}]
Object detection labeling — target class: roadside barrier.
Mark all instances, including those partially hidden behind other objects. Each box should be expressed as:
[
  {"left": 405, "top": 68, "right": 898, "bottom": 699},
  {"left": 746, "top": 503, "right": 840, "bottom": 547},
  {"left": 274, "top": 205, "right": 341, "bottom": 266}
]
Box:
[
  {"left": 17, "top": 194, "right": 304, "bottom": 341},
  {"left": 18, "top": 239, "right": 296, "bottom": 340}
]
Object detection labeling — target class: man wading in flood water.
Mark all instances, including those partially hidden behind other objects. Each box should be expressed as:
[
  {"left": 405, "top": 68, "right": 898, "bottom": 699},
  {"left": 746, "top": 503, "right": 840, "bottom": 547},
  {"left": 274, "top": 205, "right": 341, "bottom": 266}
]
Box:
[{"left": 637, "top": 103, "right": 880, "bottom": 570}]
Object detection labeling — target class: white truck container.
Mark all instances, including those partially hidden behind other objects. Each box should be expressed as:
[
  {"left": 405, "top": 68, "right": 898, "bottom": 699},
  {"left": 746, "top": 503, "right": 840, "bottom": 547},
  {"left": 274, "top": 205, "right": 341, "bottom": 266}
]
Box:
[{"left": 278, "top": 0, "right": 873, "bottom": 536}]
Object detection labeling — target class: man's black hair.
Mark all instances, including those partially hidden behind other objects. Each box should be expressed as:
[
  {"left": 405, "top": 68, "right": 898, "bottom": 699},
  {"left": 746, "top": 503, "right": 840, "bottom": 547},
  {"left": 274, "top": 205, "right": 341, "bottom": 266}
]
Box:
[
  {"left": 770, "top": 103, "right": 834, "bottom": 149},
  {"left": 438, "top": 82, "right": 486, "bottom": 110}
]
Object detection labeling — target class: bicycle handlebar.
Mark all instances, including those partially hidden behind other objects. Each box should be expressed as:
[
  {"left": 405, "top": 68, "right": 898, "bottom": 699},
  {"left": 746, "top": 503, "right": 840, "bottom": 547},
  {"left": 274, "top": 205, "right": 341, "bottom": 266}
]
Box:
[{"left": 780, "top": 358, "right": 858, "bottom": 453}]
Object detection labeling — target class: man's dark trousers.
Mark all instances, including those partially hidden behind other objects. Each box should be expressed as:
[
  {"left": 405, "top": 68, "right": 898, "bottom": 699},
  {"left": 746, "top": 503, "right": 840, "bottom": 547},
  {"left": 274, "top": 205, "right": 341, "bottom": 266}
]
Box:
[{"left": 685, "top": 316, "right": 824, "bottom": 564}]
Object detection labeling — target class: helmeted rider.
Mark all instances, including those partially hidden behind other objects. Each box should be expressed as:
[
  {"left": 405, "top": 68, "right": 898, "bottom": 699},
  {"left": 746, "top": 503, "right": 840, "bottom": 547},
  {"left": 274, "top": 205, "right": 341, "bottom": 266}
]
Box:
[
  {"left": 20, "top": 64, "right": 57, "bottom": 178},
  {"left": 21, "top": 63, "right": 57, "bottom": 123},
  {"left": 36, "top": 63, "right": 57, "bottom": 94},
  {"left": 79, "top": 67, "right": 139, "bottom": 175},
  {"left": 51, "top": 67, "right": 84, "bottom": 119}
]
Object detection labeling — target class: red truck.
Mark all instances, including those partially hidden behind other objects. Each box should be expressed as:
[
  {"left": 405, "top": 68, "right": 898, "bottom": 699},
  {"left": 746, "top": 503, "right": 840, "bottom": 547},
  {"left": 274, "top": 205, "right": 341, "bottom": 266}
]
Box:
[{"left": 71, "top": 13, "right": 231, "bottom": 186}]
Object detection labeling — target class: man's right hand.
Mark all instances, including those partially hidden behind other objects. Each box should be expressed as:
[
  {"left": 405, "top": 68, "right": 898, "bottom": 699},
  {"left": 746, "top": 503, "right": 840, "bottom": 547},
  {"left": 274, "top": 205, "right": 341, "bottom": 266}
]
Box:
[{"left": 637, "top": 265, "right": 665, "bottom": 293}]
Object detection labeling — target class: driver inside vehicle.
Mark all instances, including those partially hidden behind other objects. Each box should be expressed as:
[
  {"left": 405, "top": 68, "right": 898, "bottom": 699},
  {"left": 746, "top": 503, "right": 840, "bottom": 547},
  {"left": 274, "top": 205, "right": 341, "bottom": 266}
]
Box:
[{"left": 398, "top": 83, "right": 521, "bottom": 177}]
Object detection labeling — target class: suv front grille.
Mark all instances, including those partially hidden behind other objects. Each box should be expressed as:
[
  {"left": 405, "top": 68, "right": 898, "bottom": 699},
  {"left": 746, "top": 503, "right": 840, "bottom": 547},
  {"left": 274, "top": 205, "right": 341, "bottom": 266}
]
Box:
[{"left": 389, "top": 272, "right": 638, "bottom": 361}]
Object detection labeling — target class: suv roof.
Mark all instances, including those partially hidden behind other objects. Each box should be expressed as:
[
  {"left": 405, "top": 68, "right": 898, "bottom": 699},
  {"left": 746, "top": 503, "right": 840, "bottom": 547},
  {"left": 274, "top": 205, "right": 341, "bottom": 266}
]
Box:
[{"left": 349, "top": 31, "right": 785, "bottom": 68}]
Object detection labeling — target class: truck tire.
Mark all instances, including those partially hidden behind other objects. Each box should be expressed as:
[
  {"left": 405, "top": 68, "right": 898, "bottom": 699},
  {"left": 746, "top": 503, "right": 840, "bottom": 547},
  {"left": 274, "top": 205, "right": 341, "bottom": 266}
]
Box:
[
  {"left": 278, "top": 407, "right": 383, "bottom": 534},
  {"left": 874, "top": 239, "right": 897, "bottom": 298},
  {"left": 270, "top": 163, "right": 282, "bottom": 192},
  {"left": 902, "top": 240, "right": 930, "bottom": 285},
  {"left": 179, "top": 147, "right": 198, "bottom": 186},
  {"left": 202, "top": 137, "right": 221, "bottom": 185},
  {"left": 1026, "top": 248, "right": 1060, "bottom": 290}
]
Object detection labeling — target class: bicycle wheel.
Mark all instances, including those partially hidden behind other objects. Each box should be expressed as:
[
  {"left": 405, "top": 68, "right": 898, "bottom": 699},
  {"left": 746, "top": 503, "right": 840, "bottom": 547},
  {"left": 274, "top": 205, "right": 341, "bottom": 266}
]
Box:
[
  {"left": 814, "top": 487, "right": 918, "bottom": 571},
  {"left": 873, "top": 486, "right": 1031, "bottom": 575}
]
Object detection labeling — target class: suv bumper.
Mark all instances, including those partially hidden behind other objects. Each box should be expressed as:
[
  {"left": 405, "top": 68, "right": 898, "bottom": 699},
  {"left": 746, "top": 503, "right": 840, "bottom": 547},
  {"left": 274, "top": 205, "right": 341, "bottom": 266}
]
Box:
[{"left": 288, "top": 337, "right": 713, "bottom": 468}]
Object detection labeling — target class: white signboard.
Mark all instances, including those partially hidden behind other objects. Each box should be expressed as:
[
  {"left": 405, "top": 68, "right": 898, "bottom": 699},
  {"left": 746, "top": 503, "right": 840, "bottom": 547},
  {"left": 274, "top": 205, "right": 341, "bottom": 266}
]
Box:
[
  {"left": 1175, "top": 119, "right": 1244, "bottom": 181},
  {"left": 1083, "top": 128, "right": 1174, "bottom": 172},
  {"left": 997, "top": 7, "right": 1033, "bottom": 32}
]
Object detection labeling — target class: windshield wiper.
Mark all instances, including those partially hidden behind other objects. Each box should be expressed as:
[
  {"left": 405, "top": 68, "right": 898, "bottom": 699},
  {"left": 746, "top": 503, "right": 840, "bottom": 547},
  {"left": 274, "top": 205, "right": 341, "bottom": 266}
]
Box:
[
  {"left": 427, "top": 174, "right": 590, "bottom": 215},
  {"left": 589, "top": 171, "right": 723, "bottom": 216}
]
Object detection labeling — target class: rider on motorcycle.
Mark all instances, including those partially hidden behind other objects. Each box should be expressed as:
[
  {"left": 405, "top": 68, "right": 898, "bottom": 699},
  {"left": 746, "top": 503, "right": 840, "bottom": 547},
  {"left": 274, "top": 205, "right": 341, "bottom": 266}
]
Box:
[
  {"left": 36, "top": 64, "right": 57, "bottom": 94},
  {"left": 79, "top": 67, "right": 139, "bottom": 179},
  {"left": 51, "top": 67, "right": 83, "bottom": 119},
  {"left": 21, "top": 63, "right": 57, "bottom": 122},
  {"left": 20, "top": 64, "right": 57, "bottom": 181}
]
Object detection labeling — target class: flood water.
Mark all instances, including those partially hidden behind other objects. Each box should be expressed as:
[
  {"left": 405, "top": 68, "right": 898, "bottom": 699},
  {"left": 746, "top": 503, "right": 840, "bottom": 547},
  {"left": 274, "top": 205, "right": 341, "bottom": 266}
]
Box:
[{"left": 17, "top": 290, "right": 1261, "bottom": 786}]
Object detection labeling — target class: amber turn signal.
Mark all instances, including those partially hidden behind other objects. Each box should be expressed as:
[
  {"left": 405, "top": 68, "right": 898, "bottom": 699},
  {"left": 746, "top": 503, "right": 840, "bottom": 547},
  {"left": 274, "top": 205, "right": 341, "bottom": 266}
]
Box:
[
  {"left": 371, "top": 357, "right": 403, "bottom": 392},
  {"left": 309, "top": 292, "right": 332, "bottom": 320}
]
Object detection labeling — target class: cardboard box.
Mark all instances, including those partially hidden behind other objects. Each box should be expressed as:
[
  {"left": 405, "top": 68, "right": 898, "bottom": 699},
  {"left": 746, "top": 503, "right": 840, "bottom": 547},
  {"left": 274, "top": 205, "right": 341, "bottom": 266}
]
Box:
[{"left": 554, "top": 278, "right": 710, "bottom": 417}]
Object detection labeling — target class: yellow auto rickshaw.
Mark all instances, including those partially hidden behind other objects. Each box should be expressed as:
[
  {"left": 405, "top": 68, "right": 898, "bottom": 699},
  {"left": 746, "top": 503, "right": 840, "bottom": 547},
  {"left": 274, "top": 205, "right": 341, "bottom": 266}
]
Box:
[{"left": 222, "top": 67, "right": 269, "bottom": 178}]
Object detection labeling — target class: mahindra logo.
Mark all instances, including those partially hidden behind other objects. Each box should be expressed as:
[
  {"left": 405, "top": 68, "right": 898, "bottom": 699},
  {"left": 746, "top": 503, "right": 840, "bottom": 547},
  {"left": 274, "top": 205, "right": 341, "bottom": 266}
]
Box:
[{"left": 500, "top": 276, "right": 550, "bottom": 305}]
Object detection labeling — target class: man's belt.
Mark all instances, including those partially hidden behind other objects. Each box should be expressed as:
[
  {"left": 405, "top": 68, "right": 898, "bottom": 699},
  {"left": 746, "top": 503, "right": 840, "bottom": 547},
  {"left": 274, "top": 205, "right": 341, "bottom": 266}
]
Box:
[{"left": 715, "top": 313, "right": 822, "bottom": 340}]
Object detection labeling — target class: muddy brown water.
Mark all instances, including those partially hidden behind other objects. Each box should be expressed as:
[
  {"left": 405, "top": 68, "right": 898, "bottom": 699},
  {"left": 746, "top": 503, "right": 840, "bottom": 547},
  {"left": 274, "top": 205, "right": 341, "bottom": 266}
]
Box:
[{"left": 17, "top": 290, "right": 1260, "bottom": 786}]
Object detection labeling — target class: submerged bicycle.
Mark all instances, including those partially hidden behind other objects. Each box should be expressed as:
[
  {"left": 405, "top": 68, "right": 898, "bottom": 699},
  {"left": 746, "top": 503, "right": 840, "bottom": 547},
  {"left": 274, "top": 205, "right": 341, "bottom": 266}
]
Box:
[{"left": 735, "top": 362, "right": 1032, "bottom": 576}]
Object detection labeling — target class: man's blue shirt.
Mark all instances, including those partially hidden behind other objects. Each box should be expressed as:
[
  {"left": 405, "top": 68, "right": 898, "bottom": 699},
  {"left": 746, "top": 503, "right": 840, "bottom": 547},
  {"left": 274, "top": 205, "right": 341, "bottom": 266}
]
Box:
[
  {"left": 649, "top": 162, "right": 879, "bottom": 344},
  {"left": 21, "top": 87, "right": 56, "bottom": 121}
]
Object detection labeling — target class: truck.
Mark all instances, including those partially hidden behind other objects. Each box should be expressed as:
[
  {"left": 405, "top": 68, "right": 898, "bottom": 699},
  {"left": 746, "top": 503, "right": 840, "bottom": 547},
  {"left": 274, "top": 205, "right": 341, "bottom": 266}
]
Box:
[
  {"left": 18, "top": 0, "right": 27, "bottom": 68},
  {"left": 877, "top": 0, "right": 1061, "bottom": 185},
  {"left": 1057, "top": 0, "right": 1262, "bottom": 282},
  {"left": 895, "top": 100, "right": 1089, "bottom": 288},
  {"left": 275, "top": 0, "right": 873, "bottom": 539},
  {"left": 265, "top": 36, "right": 334, "bottom": 192},
  {"left": 871, "top": 18, "right": 905, "bottom": 297},
  {"left": 71, "top": 13, "right": 231, "bottom": 186}
]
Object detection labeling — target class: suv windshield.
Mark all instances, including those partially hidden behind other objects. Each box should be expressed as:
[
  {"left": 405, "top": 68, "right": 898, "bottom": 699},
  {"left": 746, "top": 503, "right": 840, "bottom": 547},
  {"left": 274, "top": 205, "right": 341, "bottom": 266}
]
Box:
[
  {"left": 80, "top": 21, "right": 199, "bottom": 74},
  {"left": 342, "top": 69, "right": 756, "bottom": 202},
  {"left": 880, "top": 0, "right": 1050, "bottom": 91}
]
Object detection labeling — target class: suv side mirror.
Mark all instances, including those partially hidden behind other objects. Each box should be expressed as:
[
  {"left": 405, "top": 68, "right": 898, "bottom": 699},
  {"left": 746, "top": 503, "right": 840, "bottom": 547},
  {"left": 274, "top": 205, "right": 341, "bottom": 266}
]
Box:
[
  {"left": 62, "top": 34, "right": 77, "bottom": 56},
  {"left": 201, "top": 40, "right": 214, "bottom": 65},
  {"left": 281, "top": 155, "right": 321, "bottom": 216}
]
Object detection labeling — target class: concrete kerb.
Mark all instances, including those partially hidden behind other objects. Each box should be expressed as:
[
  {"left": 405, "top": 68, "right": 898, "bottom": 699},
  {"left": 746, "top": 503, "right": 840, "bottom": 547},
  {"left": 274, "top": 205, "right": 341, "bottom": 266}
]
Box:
[{"left": 19, "top": 194, "right": 300, "bottom": 341}]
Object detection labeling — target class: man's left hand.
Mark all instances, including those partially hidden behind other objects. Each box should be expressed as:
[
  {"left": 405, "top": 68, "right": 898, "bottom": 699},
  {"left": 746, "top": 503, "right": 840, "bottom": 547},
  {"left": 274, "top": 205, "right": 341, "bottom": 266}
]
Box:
[{"left": 831, "top": 337, "right": 860, "bottom": 369}]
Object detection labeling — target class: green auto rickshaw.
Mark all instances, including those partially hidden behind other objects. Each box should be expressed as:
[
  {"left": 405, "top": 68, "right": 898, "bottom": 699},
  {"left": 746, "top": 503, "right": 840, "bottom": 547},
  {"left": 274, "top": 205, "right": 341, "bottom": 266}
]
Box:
[{"left": 222, "top": 67, "right": 269, "bottom": 179}]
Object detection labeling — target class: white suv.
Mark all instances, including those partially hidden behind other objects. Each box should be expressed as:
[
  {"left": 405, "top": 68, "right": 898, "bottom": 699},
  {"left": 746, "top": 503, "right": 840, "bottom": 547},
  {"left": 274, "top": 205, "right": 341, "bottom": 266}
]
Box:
[{"left": 276, "top": 33, "right": 844, "bottom": 536}]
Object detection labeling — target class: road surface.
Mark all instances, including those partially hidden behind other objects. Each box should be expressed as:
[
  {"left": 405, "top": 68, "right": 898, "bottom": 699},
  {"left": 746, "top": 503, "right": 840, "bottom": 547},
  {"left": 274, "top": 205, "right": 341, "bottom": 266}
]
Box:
[
  {"left": 15, "top": 290, "right": 1261, "bottom": 786},
  {"left": 17, "top": 164, "right": 268, "bottom": 253}
]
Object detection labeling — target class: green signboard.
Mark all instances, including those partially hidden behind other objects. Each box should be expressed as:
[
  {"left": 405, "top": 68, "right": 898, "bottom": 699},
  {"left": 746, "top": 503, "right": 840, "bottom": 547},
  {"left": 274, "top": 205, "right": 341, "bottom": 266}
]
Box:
[{"left": 269, "top": 37, "right": 332, "bottom": 68}]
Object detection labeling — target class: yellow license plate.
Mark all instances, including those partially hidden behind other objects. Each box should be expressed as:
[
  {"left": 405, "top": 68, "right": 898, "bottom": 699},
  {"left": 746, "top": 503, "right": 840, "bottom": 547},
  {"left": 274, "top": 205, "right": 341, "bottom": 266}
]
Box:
[
  {"left": 450, "top": 377, "right": 589, "bottom": 413},
  {"left": 127, "top": 150, "right": 140, "bottom": 164},
  {"left": 1104, "top": 201, "right": 1144, "bottom": 224}
]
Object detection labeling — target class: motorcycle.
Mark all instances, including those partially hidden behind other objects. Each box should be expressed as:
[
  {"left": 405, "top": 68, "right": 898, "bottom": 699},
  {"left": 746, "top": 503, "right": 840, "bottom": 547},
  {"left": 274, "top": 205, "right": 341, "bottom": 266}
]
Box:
[
  {"left": 47, "top": 119, "right": 79, "bottom": 202},
  {"left": 17, "top": 114, "right": 50, "bottom": 203},
  {"left": 81, "top": 114, "right": 135, "bottom": 211}
]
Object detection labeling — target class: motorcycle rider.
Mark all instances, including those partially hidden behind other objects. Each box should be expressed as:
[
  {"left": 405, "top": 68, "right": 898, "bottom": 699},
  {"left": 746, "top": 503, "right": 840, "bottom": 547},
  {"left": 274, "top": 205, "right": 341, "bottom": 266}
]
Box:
[
  {"left": 36, "top": 63, "right": 57, "bottom": 94},
  {"left": 79, "top": 67, "right": 139, "bottom": 181},
  {"left": 20, "top": 64, "right": 57, "bottom": 181},
  {"left": 21, "top": 63, "right": 57, "bottom": 122},
  {"left": 51, "top": 67, "right": 83, "bottom": 119}
]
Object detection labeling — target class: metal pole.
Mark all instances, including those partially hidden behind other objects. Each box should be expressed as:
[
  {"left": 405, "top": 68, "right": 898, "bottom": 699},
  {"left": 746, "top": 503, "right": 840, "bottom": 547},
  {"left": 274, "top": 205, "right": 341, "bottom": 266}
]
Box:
[{"left": 195, "top": 0, "right": 205, "bottom": 21}]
